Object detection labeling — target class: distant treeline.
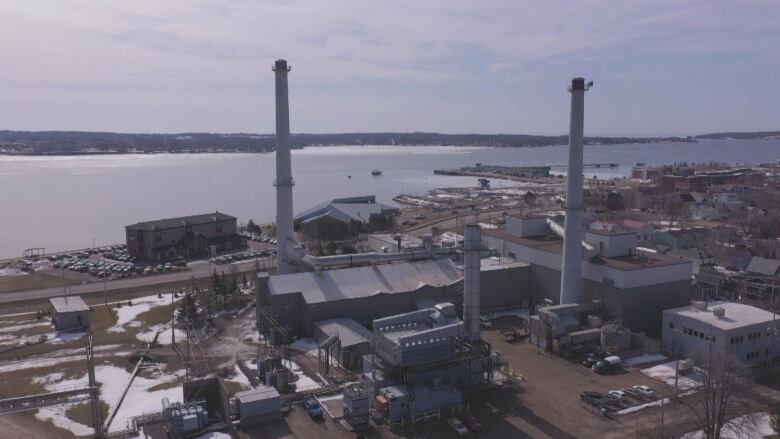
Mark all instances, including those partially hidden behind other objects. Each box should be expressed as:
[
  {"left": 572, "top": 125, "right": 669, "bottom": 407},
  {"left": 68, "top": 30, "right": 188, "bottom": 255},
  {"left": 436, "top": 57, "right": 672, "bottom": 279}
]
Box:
[
  {"left": 0, "top": 130, "right": 699, "bottom": 154},
  {"left": 695, "top": 131, "right": 780, "bottom": 140}
]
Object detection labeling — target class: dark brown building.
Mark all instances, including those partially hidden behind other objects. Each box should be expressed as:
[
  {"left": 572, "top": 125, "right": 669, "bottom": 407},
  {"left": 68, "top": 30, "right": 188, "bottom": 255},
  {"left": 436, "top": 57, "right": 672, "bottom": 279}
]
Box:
[{"left": 126, "top": 212, "right": 241, "bottom": 261}]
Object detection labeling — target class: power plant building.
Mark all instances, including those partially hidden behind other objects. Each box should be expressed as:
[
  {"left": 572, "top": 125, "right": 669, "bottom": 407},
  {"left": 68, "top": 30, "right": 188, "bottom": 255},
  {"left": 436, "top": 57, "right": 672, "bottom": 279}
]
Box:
[
  {"left": 483, "top": 216, "right": 693, "bottom": 335},
  {"left": 257, "top": 259, "right": 462, "bottom": 335}
]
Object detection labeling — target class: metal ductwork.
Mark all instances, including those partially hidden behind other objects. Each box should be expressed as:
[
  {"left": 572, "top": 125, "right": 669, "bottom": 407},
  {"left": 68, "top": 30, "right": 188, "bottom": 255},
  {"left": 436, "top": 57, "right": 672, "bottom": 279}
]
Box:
[
  {"left": 273, "top": 59, "right": 294, "bottom": 274},
  {"left": 547, "top": 218, "right": 598, "bottom": 260},
  {"left": 463, "top": 224, "right": 481, "bottom": 342},
  {"left": 559, "top": 77, "right": 592, "bottom": 305}
]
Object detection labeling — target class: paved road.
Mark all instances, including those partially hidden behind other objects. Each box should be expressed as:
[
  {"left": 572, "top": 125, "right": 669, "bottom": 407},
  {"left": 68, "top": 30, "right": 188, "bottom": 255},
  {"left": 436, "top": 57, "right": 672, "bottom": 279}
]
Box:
[{"left": 0, "top": 258, "right": 272, "bottom": 304}]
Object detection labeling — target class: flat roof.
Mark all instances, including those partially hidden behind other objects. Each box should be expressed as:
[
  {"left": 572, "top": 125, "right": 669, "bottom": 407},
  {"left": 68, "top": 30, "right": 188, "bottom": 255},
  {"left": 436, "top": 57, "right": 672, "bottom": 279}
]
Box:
[
  {"left": 483, "top": 228, "right": 689, "bottom": 271},
  {"left": 665, "top": 301, "right": 777, "bottom": 330},
  {"left": 126, "top": 212, "right": 235, "bottom": 231},
  {"left": 314, "top": 318, "right": 373, "bottom": 347},
  {"left": 236, "top": 386, "right": 280, "bottom": 402},
  {"left": 50, "top": 296, "right": 90, "bottom": 313},
  {"left": 268, "top": 259, "right": 460, "bottom": 305}
]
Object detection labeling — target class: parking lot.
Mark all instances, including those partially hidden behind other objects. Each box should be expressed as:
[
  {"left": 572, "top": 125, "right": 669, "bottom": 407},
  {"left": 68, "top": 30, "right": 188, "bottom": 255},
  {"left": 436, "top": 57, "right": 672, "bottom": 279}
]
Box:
[{"left": 476, "top": 317, "right": 672, "bottom": 438}]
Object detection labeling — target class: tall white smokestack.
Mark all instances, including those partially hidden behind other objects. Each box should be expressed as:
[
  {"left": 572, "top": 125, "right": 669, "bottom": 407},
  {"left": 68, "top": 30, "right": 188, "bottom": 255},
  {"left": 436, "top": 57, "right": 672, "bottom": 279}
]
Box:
[
  {"left": 559, "top": 77, "right": 592, "bottom": 305},
  {"left": 463, "top": 224, "right": 482, "bottom": 342},
  {"left": 273, "top": 59, "right": 294, "bottom": 274}
]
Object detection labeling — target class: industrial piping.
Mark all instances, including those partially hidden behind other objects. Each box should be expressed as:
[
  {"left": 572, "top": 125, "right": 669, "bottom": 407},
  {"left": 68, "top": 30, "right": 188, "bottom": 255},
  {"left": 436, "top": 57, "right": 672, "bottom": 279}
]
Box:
[
  {"left": 547, "top": 218, "right": 598, "bottom": 260},
  {"left": 273, "top": 59, "right": 294, "bottom": 274},
  {"left": 559, "top": 77, "right": 592, "bottom": 305},
  {"left": 463, "top": 224, "right": 482, "bottom": 342}
]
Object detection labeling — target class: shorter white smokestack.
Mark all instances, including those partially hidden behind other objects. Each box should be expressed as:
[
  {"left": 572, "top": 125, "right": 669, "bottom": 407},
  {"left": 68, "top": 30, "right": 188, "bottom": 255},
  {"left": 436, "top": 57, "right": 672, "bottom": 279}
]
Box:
[{"left": 463, "top": 224, "right": 482, "bottom": 342}]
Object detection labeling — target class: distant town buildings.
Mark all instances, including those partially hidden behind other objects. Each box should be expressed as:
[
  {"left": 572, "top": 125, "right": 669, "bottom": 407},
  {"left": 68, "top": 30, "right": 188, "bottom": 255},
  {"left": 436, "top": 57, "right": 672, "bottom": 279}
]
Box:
[{"left": 125, "top": 212, "right": 241, "bottom": 261}]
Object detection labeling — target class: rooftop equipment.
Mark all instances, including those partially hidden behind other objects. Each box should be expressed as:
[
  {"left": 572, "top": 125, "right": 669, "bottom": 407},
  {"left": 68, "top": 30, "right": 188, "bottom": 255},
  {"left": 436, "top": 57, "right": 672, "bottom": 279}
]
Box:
[
  {"left": 273, "top": 59, "right": 294, "bottom": 274},
  {"left": 560, "top": 77, "right": 593, "bottom": 305}
]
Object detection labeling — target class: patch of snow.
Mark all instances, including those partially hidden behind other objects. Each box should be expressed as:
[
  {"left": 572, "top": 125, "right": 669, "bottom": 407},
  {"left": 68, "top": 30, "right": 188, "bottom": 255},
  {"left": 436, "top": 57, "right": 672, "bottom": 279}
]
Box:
[
  {"left": 0, "top": 347, "right": 128, "bottom": 373},
  {"left": 0, "top": 320, "right": 51, "bottom": 333},
  {"left": 195, "top": 433, "right": 232, "bottom": 439},
  {"left": 624, "top": 354, "right": 667, "bottom": 367},
  {"left": 33, "top": 365, "right": 186, "bottom": 435},
  {"left": 290, "top": 338, "right": 318, "bottom": 357},
  {"left": 227, "top": 364, "right": 251, "bottom": 389},
  {"left": 679, "top": 412, "right": 774, "bottom": 439},
  {"left": 108, "top": 295, "right": 178, "bottom": 333},
  {"left": 136, "top": 323, "right": 187, "bottom": 345},
  {"left": 617, "top": 390, "right": 696, "bottom": 415},
  {"left": 641, "top": 361, "right": 702, "bottom": 391},
  {"left": 282, "top": 359, "right": 322, "bottom": 392}
]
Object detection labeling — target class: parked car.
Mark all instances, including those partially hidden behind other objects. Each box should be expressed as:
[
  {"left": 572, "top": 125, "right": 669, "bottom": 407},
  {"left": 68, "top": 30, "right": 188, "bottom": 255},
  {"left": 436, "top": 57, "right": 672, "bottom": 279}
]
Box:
[
  {"left": 632, "top": 385, "right": 655, "bottom": 398},
  {"left": 465, "top": 415, "right": 482, "bottom": 432},
  {"left": 607, "top": 390, "right": 627, "bottom": 400},
  {"left": 304, "top": 398, "right": 323, "bottom": 419},
  {"left": 447, "top": 417, "right": 469, "bottom": 436},
  {"left": 478, "top": 316, "right": 492, "bottom": 328}
]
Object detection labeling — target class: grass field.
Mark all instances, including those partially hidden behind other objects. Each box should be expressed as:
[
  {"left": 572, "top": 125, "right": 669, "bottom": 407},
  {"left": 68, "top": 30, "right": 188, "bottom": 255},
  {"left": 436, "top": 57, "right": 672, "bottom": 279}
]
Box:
[{"left": 0, "top": 272, "right": 82, "bottom": 294}]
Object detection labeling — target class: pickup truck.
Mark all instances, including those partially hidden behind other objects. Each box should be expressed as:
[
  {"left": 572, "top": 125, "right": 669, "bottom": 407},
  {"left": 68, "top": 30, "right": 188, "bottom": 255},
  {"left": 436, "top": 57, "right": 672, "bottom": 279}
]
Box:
[
  {"left": 592, "top": 356, "right": 622, "bottom": 374},
  {"left": 304, "top": 398, "right": 323, "bottom": 419}
]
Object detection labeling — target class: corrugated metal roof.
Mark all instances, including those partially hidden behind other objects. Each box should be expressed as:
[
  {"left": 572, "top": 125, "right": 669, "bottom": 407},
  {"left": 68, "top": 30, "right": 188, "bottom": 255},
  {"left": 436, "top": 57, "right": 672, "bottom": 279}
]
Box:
[
  {"left": 50, "top": 296, "right": 90, "bottom": 313},
  {"left": 746, "top": 256, "right": 780, "bottom": 276},
  {"left": 268, "top": 259, "right": 460, "bottom": 305},
  {"left": 314, "top": 318, "right": 372, "bottom": 347},
  {"left": 295, "top": 195, "right": 395, "bottom": 226}
]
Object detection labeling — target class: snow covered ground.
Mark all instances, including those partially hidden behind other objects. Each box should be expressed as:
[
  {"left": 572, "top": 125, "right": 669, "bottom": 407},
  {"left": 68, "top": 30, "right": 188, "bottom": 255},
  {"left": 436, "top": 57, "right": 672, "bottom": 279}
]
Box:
[
  {"left": 679, "top": 412, "right": 774, "bottom": 439},
  {"left": 641, "top": 361, "right": 702, "bottom": 391},
  {"left": 34, "top": 364, "right": 186, "bottom": 435},
  {"left": 108, "top": 295, "right": 177, "bottom": 333},
  {"left": 624, "top": 354, "right": 667, "bottom": 367},
  {"left": 289, "top": 338, "right": 318, "bottom": 357},
  {"left": 0, "top": 345, "right": 126, "bottom": 373},
  {"left": 281, "top": 359, "right": 322, "bottom": 392},
  {"left": 135, "top": 322, "right": 187, "bottom": 345}
]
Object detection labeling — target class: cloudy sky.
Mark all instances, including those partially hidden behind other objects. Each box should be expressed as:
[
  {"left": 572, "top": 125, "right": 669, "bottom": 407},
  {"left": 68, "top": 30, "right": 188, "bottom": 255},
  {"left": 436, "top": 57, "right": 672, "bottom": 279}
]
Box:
[{"left": 1, "top": 0, "right": 778, "bottom": 135}]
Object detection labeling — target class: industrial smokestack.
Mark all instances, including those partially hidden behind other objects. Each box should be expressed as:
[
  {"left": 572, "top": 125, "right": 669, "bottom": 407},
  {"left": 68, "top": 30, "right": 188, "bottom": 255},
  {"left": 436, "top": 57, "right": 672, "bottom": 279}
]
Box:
[
  {"left": 559, "top": 77, "right": 592, "bottom": 305},
  {"left": 273, "top": 59, "right": 294, "bottom": 274},
  {"left": 463, "top": 224, "right": 482, "bottom": 342}
]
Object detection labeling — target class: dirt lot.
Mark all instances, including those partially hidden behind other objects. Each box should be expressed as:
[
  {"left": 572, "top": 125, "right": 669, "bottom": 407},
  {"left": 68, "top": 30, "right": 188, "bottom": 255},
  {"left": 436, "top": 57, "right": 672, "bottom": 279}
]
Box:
[{"left": 0, "top": 271, "right": 83, "bottom": 294}]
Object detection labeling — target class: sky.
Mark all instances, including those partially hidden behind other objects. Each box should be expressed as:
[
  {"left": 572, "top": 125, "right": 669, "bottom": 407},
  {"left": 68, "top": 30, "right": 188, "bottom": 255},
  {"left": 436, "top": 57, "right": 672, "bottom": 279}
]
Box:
[{"left": 0, "top": 0, "right": 778, "bottom": 136}]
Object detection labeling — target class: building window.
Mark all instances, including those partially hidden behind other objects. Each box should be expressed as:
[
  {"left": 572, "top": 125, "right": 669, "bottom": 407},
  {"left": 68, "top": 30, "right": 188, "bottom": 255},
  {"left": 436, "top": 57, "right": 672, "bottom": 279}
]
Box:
[
  {"left": 669, "top": 322, "right": 674, "bottom": 329},
  {"left": 216, "top": 225, "right": 223, "bottom": 234}
]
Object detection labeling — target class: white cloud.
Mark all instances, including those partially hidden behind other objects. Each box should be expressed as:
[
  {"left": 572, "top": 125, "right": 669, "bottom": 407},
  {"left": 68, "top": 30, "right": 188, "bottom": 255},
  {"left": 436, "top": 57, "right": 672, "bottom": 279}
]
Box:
[{"left": 0, "top": 0, "right": 778, "bottom": 133}]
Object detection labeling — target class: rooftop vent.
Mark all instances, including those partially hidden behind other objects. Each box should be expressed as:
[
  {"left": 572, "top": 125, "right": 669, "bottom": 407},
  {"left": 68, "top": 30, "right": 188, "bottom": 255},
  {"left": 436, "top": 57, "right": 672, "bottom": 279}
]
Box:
[
  {"left": 713, "top": 306, "right": 725, "bottom": 317},
  {"left": 691, "top": 301, "right": 707, "bottom": 310}
]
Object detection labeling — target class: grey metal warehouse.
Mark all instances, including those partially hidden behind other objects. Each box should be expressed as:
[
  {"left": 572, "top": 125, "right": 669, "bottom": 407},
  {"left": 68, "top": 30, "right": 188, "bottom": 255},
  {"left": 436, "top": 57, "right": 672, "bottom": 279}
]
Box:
[
  {"left": 50, "top": 296, "right": 91, "bottom": 331},
  {"left": 257, "top": 258, "right": 531, "bottom": 336},
  {"left": 257, "top": 260, "right": 462, "bottom": 335}
]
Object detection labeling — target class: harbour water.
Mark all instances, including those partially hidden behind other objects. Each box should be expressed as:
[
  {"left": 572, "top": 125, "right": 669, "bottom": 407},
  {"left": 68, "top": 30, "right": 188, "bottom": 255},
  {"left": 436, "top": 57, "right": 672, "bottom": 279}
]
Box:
[{"left": 1, "top": 138, "right": 778, "bottom": 259}]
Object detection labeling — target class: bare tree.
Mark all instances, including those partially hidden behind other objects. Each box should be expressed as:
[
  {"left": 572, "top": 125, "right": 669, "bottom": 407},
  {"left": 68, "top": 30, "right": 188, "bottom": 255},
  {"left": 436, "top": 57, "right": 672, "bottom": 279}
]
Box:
[{"left": 680, "top": 351, "right": 747, "bottom": 439}]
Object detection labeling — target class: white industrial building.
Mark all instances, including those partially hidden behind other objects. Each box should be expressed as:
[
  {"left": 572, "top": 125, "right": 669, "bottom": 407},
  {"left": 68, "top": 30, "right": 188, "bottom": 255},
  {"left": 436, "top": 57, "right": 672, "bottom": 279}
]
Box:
[
  {"left": 662, "top": 301, "right": 780, "bottom": 366},
  {"left": 483, "top": 215, "right": 693, "bottom": 335}
]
